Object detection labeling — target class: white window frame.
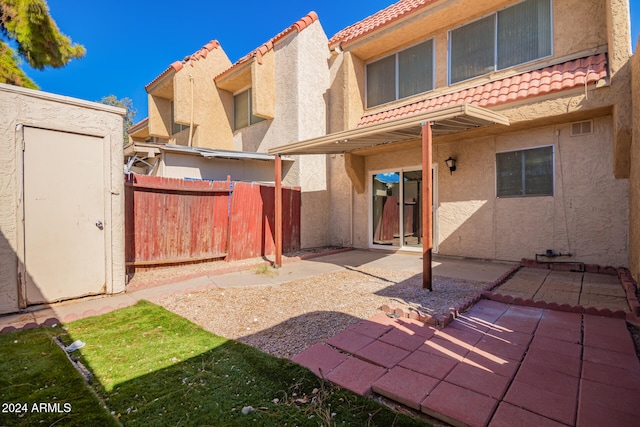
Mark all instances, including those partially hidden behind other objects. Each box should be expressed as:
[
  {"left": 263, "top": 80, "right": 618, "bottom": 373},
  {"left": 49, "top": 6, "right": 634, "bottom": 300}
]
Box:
[
  {"left": 365, "top": 38, "right": 436, "bottom": 109},
  {"left": 368, "top": 165, "right": 439, "bottom": 253},
  {"left": 448, "top": 0, "right": 553, "bottom": 85},
  {"left": 495, "top": 145, "right": 555, "bottom": 198}
]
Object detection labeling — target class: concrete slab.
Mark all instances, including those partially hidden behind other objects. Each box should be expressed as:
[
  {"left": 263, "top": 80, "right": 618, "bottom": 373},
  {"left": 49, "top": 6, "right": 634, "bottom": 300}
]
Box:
[
  {"left": 325, "top": 356, "right": 386, "bottom": 396},
  {"left": 325, "top": 329, "right": 378, "bottom": 354},
  {"left": 422, "top": 381, "right": 499, "bottom": 427},
  {"left": 355, "top": 340, "right": 411, "bottom": 368},
  {"left": 503, "top": 379, "right": 577, "bottom": 426},
  {"left": 399, "top": 349, "right": 458, "bottom": 379},
  {"left": 372, "top": 366, "right": 439, "bottom": 410},
  {"left": 491, "top": 402, "right": 567, "bottom": 427},
  {"left": 290, "top": 343, "right": 347, "bottom": 378},
  {"left": 444, "top": 361, "right": 511, "bottom": 399},
  {"left": 379, "top": 327, "right": 430, "bottom": 351}
]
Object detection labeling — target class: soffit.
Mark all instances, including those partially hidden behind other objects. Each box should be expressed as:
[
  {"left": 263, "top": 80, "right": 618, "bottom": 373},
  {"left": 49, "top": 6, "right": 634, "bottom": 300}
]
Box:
[
  {"left": 162, "top": 144, "right": 294, "bottom": 162},
  {"left": 268, "top": 103, "right": 509, "bottom": 155}
]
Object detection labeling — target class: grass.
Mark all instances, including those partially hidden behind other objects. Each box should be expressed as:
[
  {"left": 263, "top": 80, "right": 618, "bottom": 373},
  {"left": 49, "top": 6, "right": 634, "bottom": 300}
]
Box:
[
  {"left": 0, "top": 326, "right": 118, "bottom": 427},
  {"left": 253, "top": 263, "right": 279, "bottom": 276},
  {"left": 2, "top": 301, "right": 429, "bottom": 426}
]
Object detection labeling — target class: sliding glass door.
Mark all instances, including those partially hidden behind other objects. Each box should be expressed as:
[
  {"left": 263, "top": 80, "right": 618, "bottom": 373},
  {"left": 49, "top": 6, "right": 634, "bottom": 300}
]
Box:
[{"left": 371, "top": 167, "right": 437, "bottom": 251}]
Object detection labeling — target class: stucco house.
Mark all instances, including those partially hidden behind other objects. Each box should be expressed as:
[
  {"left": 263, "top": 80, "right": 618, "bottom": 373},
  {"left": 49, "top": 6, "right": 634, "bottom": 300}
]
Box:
[
  {"left": 126, "top": 12, "right": 331, "bottom": 248},
  {"left": 269, "top": 0, "right": 635, "bottom": 278},
  {"left": 126, "top": 0, "right": 638, "bottom": 281}
]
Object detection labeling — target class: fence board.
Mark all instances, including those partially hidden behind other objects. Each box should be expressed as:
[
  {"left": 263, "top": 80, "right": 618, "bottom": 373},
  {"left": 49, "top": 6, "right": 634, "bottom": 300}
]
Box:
[{"left": 125, "top": 174, "right": 301, "bottom": 267}]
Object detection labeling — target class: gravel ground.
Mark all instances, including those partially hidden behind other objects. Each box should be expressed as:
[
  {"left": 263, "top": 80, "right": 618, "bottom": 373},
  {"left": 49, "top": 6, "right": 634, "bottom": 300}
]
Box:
[{"left": 157, "top": 266, "right": 489, "bottom": 359}]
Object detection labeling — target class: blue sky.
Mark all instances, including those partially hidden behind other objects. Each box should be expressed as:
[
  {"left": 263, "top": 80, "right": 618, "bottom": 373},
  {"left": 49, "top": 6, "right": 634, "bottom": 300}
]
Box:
[{"left": 20, "top": 0, "right": 640, "bottom": 123}]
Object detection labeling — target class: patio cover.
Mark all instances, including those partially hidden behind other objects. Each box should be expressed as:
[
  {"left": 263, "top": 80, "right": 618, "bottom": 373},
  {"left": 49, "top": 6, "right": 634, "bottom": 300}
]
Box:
[
  {"left": 267, "top": 104, "right": 509, "bottom": 156},
  {"left": 268, "top": 103, "right": 509, "bottom": 290}
]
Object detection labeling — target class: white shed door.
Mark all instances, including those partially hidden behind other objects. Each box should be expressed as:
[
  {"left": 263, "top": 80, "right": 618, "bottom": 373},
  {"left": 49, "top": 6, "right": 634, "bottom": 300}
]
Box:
[{"left": 23, "top": 127, "right": 106, "bottom": 304}]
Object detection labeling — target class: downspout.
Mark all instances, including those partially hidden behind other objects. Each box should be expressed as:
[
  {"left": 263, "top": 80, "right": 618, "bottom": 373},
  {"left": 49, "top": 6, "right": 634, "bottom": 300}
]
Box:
[{"left": 188, "top": 74, "right": 194, "bottom": 147}]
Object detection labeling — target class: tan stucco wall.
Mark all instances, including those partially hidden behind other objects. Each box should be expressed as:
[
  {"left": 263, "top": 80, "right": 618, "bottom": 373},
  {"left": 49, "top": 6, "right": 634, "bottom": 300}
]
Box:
[
  {"left": 330, "top": 0, "right": 632, "bottom": 174},
  {"left": 231, "top": 20, "right": 332, "bottom": 248},
  {"left": 148, "top": 94, "right": 171, "bottom": 139},
  {"left": 160, "top": 152, "right": 284, "bottom": 183},
  {"left": 173, "top": 47, "right": 233, "bottom": 149},
  {"left": 630, "top": 45, "right": 640, "bottom": 281},
  {"left": 252, "top": 49, "right": 276, "bottom": 119},
  {"left": 0, "top": 83, "right": 125, "bottom": 314},
  {"left": 352, "top": 117, "right": 628, "bottom": 266}
]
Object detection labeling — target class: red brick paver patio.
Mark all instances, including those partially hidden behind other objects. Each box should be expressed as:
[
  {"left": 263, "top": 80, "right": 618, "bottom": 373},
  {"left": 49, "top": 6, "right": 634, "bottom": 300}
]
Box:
[{"left": 292, "top": 299, "right": 640, "bottom": 426}]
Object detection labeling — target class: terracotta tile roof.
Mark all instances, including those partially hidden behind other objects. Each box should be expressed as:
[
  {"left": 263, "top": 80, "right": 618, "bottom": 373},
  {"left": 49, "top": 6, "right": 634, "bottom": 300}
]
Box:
[
  {"left": 329, "top": 0, "right": 439, "bottom": 48},
  {"left": 215, "top": 12, "right": 318, "bottom": 81},
  {"left": 358, "top": 53, "right": 608, "bottom": 127},
  {"left": 145, "top": 40, "right": 221, "bottom": 91}
]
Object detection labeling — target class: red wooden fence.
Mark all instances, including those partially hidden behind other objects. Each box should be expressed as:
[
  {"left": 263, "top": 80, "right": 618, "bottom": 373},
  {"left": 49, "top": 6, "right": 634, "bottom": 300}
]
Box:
[
  {"left": 125, "top": 174, "right": 301, "bottom": 267},
  {"left": 227, "top": 182, "right": 301, "bottom": 260}
]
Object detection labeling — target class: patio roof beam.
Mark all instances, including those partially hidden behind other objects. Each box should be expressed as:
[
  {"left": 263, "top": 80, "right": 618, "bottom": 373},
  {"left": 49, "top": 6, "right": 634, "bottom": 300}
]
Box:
[{"left": 268, "top": 104, "right": 509, "bottom": 156}]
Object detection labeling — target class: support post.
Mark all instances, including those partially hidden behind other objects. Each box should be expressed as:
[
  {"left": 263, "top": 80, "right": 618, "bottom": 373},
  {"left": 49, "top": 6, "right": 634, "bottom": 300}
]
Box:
[
  {"left": 274, "top": 154, "right": 283, "bottom": 268},
  {"left": 421, "top": 122, "right": 433, "bottom": 290}
]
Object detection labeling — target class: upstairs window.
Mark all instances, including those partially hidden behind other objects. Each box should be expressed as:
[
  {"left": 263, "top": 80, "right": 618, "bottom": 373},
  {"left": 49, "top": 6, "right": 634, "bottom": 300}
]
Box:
[
  {"left": 450, "top": 0, "right": 552, "bottom": 84},
  {"left": 496, "top": 146, "right": 554, "bottom": 197},
  {"left": 234, "top": 88, "right": 265, "bottom": 130},
  {"left": 170, "top": 101, "right": 189, "bottom": 134},
  {"left": 366, "top": 39, "right": 434, "bottom": 108}
]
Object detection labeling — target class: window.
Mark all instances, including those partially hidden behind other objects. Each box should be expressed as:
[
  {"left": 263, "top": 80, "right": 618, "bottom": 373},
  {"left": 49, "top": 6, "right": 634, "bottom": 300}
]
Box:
[
  {"left": 450, "top": 0, "right": 551, "bottom": 84},
  {"left": 170, "top": 101, "right": 189, "bottom": 135},
  {"left": 366, "top": 39, "right": 434, "bottom": 108},
  {"left": 496, "top": 146, "right": 553, "bottom": 197},
  {"left": 234, "top": 88, "right": 265, "bottom": 130}
]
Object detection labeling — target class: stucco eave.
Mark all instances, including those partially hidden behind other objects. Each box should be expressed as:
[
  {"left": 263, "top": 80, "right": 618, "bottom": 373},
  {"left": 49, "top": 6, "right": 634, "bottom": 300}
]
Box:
[{"left": 0, "top": 83, "right": 126, "bottom": 117}]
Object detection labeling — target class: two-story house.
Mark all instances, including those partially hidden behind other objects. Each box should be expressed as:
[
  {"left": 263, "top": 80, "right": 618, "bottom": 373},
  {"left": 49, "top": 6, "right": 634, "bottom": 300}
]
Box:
[
  {"left": 271, "top": 0, "right": 633, "bottom": 269},
  {"left": 126, "top": 12, "right": 332, "bottom": 248}
]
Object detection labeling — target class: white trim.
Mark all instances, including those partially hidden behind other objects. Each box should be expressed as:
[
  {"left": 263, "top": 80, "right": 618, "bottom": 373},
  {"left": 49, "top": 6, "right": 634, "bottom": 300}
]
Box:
[{"left": 368, "top": 165, "right": 438, "bottom": 253}]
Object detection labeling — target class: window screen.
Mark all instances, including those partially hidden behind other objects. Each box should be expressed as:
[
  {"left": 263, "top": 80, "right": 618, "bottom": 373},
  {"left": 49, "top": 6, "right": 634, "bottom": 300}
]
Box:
[
  {"left": 367, "top": 40, "right": 434, "bottom": 108},
  {"left": 366, "top": 55, "right": 396, "bottom": 108},
  {"left": 497, "top": 146, "right": 553, "bottom": 197},
  {"left": 450, "top": 0, "right": 551, "bottom": 84},
  {"left": 450, "top": 15, "right": 495, "bottom": 84},
  {"left": 233, "top": 88, "right": 265, "bottom": 130},
  {"left": 497, "top": 0, "right": 551, "bottom": 69}
]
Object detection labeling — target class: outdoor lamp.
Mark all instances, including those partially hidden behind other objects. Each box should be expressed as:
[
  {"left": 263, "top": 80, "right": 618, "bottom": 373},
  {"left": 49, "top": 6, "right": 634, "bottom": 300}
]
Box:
[{"left": 445, "top": 157, "right": 457, "bottom": 175}]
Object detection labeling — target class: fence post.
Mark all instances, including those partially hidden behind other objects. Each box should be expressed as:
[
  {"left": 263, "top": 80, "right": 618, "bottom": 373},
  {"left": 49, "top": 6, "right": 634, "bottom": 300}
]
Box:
[{"left": 275, "top": 155, "right": 282, "bottom": 267}]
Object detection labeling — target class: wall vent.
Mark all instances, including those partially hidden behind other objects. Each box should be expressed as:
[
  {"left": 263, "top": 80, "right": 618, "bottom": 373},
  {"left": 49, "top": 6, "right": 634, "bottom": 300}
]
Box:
[{"left": 570, "top": 120, "right": 593, "bottom": 136}]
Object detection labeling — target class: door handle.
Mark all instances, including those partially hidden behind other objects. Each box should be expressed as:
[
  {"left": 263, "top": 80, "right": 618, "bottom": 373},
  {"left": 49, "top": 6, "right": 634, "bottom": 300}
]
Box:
[{"left": 95, "top": 221, "right": 104, "bottom": 230}]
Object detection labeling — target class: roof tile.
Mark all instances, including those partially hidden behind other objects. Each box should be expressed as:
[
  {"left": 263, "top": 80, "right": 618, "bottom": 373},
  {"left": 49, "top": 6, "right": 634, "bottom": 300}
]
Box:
[
  {"left": 145, "top": 40, "right": 221, "bottom": 91},
  {"left": 358, "top": 53, "right": 607, "bottom": 127},
  {"left": 215, "top": 12, "right": 318, "bottom": 81},
  {"left": 329, "top": 0, "right": 439, "bottom": 47}
]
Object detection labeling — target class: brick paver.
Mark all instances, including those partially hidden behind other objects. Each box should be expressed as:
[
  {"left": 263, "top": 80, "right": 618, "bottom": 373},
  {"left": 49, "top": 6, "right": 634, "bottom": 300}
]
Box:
[
  {"left": 371, "top": 366, "right": 439, "bottom": 410},
  {"left": 291, "top": 271, "right": 640, "bottom": 427},
  {"left": 324, "top": 356, "right": 386, "bottom": 395}
]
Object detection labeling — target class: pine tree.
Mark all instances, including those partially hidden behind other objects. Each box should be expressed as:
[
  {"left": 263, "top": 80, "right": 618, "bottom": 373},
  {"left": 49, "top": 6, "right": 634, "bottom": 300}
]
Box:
[{"left": 0, "top": 0, "right": 85, "bottom": 89}]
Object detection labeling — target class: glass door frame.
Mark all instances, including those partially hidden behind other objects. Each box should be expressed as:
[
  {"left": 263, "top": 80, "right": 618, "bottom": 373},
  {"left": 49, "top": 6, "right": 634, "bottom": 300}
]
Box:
[{"left": 368, "top": 164, "right": 438, "bottom": 253}]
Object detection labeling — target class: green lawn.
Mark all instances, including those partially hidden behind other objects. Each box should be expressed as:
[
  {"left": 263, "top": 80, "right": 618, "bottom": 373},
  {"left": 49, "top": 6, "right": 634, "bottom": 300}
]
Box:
[
  {"left": 0, "top": 326, "right": 118, "bottom": 427},
  {"left": 1, "top": 301, "right": 429, "bottom": 426}
]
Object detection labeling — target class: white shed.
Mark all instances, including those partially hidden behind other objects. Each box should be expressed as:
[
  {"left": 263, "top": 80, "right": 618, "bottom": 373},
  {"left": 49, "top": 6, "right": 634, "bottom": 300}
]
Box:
[{"left": 0, "top": 83, "right": 126, "bottom": 314}]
